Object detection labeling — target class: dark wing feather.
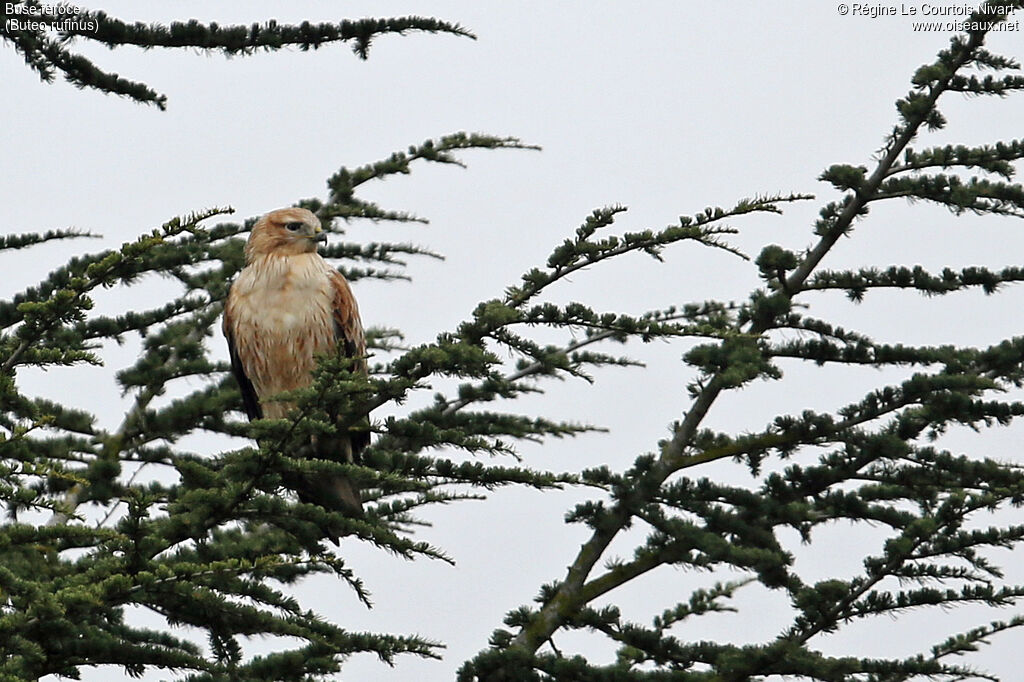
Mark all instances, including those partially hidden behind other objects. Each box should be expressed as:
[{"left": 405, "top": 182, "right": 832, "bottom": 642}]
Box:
[
  {"left": 329, "top": 269, "right": 370, "bottom": 460},
  {"left": 223, "top": 305, "right": 262, "bottom": 421}
]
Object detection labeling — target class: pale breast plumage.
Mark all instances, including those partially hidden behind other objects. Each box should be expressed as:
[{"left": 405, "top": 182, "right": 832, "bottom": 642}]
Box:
[{"left": 225, "top": 252, "right": 338, "bottom": 419}]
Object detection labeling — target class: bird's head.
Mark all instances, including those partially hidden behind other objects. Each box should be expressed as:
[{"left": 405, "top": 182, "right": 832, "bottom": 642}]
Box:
[{"left": 244, "top": 207, "right": 327, "bottom": 262}]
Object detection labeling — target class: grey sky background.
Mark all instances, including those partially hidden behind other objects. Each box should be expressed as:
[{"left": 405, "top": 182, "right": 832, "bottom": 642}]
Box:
[{"left": 3, "top": 2, "right": 1024, "bottom": 680}]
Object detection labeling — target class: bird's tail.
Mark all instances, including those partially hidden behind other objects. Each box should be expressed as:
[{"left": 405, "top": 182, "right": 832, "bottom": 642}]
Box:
[
  {"left": 294, "top": 433, "right": 363, "bottom": 544},
  {"left": 297, "top": 470, "right": 362, "bottom": 516}
]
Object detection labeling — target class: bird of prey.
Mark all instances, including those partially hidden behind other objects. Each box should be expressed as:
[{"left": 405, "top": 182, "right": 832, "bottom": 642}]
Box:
[{"left": 223, "top": 207, "right": 367, "bottom": 521}]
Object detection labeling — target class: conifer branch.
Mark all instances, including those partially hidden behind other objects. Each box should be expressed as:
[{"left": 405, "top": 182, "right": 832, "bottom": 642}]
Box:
[
  {"left": 888, "top": 140, "right": 1024, "bottom": 178},
  {"left": 311, "top": 133, "right": 539, "bottom": 227},
  {"left": 0, "top": 228, "right": 97, "bottom": 251},
  {"left": 486, "top": 11, "right": 1024, "bottom": 671},
  {"left": 805, "top": 263, "right": 1024, "bottom": 299},
  {"left": 1, "top": 209, "right": 230, "bottom": 375},
  {"left": 46, "top": 307, "right": 220, "bottom": 526},
  {"left": 440, "top": 329, "right": 621, "bottom": 417},
  {"left": 1, "top": 4, "right": 475, "bottom": 108},
  {"left": 503, "top": 195, "right": 810, "bottom": 312}
]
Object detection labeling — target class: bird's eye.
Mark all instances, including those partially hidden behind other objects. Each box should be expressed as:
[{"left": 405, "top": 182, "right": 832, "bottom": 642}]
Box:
[{"left": 285, "top": 222, "right": 304, "bottom": 232}]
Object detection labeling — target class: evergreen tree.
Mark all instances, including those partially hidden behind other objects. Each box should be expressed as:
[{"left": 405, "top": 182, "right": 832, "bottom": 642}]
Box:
[{"left": 2, "top": 2, "right": 1024, "bottom": 680}]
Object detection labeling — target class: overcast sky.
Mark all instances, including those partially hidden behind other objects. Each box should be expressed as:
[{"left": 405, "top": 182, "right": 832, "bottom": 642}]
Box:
[{"left": 4, "top": 2, "right": 1024, "bottom": 680}]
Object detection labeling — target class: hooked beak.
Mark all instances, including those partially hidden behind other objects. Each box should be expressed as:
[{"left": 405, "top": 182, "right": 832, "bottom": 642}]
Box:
[{"left": 313, "top": 231, "right": 328, "bottom": 244}]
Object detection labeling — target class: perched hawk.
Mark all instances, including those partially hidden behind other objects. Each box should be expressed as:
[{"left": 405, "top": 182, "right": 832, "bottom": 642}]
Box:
[{"left": 223, "top": 207, "right": 367, "bottom": 520}]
